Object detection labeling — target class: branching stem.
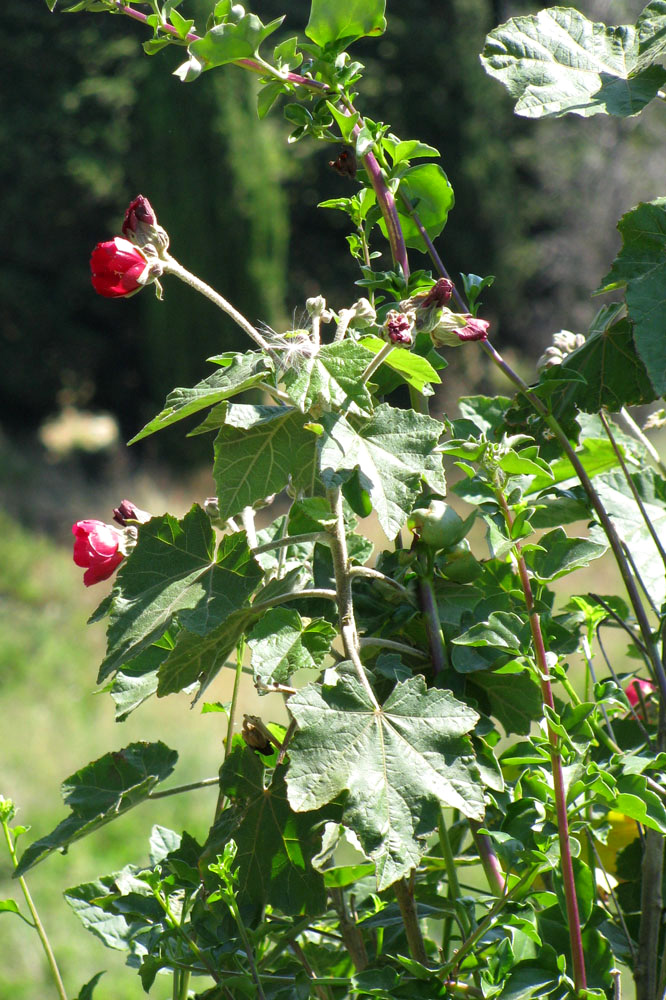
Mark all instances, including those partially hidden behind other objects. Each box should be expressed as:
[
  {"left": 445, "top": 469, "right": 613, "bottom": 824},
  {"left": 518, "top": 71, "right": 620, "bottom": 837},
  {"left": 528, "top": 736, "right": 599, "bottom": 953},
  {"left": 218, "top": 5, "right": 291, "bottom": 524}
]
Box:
[{"left": 496, "top": 491, "right": 587, "bottom": 994}]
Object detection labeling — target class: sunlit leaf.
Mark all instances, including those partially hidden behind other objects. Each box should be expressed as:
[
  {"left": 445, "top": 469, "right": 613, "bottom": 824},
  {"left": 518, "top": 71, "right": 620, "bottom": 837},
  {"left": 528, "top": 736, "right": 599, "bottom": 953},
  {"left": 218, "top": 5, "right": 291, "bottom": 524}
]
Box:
[{"left": 287, "top": 674, "right": 483, "bottom": 889}]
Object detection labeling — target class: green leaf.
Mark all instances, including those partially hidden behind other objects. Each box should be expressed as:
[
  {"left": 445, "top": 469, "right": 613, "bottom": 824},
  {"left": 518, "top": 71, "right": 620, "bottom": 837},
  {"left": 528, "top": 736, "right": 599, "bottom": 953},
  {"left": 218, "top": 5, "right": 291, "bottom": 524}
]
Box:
[
  {"left": 189, "top": 13, "right": 284, "bottom": 69},
  {"left": 287, "top": 497, "right": 336, "bottom": 534},
  {"left": 0, "top": 900, "right": 21, "bottom": 916},
  {"left": 325, "top": 101, "right": 360, "bottom": 142},
  {"left": 157, "top": 608, "right": 256, "bottom": 697},
  {"left": 616, "top": 773, "right": 666, "bottom": 833},
  {"left": 600, "top": 199, "right": 666, "bottom": 394},
  {"left": 64, "top": 869, "right": 161, "bottom": 952},
  {"left": 525, "top": 436, "right": 625, "bottom": 495},
  {"left": 377, "top": 163, "right": 454, "bottom": 251},
  {"left": 248, "top": 608, "right": 336, "bottom": 689},
  {"left": 549, "top": 317, "right": 655, "bottom": 418},
  {"left": 75, "top": 972, "right": 106, "bottom": 1000},
  {"left": 525, "top": 527, "right": 607, "bottom": 582},
  {"left": 99, "top": 509, "right": 261, "bottom": 681},
  {"left": 470, "top": 671, "right": 543, "bottom": 737},
  {"left": 359, "top": 335, "right": 442, "bottom": 392},
  {"left": 213, "top": 405, "right": 317, "bottom": 520},
  {"left": 283, "top": 340, "right": 375, "bottom": 416},
  {"left": 286, "top": 674, "right": 484, "bottom": 889},
  {"left": 305, "top": 0, "right": 386, "bottom": 47},
  {"left": 387, "top": 138, "right": 439, "bottom": 164},
  {"left": 318, "top": 404, "right": 445, "bottom": 538},
  {"left": 593, "top": 468, "right": 666, "bottom": 607},
  {"left": 481, "top": 7, "right": 666, "bottom": 118},
  {"left": 454, "top": 612, "right": 531, "bottom": 656},
  {"left": 15, "top": 743, "right": 177, "bottom": 876},
  {"left": 109, "top": 637, "right": 176, "bottom": 721},
  {"left": 128, "top": 352, "right": 270, "bottom": 444},
  {"left": 205, "top": 747, "right": 335, "bottom": 913}
]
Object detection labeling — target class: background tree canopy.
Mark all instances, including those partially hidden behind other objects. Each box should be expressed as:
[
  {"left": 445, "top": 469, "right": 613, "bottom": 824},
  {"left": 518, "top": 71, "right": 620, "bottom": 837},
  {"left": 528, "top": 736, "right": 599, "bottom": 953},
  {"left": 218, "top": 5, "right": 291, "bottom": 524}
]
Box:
[{"left": 2, "top": 0, "right": 661, "bottom": 461}]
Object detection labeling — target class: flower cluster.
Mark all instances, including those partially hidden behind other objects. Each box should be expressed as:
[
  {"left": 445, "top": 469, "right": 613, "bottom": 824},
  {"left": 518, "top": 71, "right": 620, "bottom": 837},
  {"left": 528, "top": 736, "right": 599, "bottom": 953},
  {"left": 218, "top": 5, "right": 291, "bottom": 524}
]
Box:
[
  {"left": 400, "top": 278, "right": 490, "bottom": 347},
  {"left": 90, "top": 196, "right": 166, "bottom": 300},
  {"left": 72, "top": 501, "right": 152, "bottom": 586}
]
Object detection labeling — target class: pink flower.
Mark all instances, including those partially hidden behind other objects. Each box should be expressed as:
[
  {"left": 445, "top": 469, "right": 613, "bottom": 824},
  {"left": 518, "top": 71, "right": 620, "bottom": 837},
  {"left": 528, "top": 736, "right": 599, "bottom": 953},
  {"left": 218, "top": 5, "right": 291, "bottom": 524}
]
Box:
[
  {"left": 90, "top": 237, "right": 150, "bottom": 299},
  {"left": 72, "top": 520, "right": 125, "bottom": 586},
  {"left": 625, "top": 678, "right": 656, "bottom": 711},
  {"left": 456, "top": 315, "right": 490, "bottom": 342},
  {"left": 384, "top": 309, "right": 414, "bottom": 347},
  {"left": 420, "top": 278, "right": 454, "bottom": 309}
]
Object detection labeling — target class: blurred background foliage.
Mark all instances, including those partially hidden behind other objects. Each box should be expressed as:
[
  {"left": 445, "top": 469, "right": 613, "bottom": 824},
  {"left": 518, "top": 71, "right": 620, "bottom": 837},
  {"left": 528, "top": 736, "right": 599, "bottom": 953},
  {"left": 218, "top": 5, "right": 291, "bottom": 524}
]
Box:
[
  {"left": 2, "top": 0, "right": 663, "bottom": 472},
  {"left": 0, "top": 2, "right": 662, "bottom": 996}
]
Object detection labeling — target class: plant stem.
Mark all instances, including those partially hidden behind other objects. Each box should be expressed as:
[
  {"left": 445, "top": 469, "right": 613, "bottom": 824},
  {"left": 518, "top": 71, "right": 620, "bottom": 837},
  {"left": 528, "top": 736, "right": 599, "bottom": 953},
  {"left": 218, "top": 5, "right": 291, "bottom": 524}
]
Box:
[
  {"left": 359, "top": 342, "right": 395, "bottom": 384},
  {"left": 330, "top": 888, "right": 368, "bottom": 971},
  {"left": 358, "top": 637, "right": 428, "bottom": 660},
  {"left": 348, "top": 564, "right": 413, "bottom": 599},
  {"left": 438, "top": 813, "right": 467, "bottom": 959},
  {"left": 326, "top": 487, "right": 379, "bottom": 707},
  {"left": 250, "top": 589, "right": 337, "bottom": 615},
  {"left": 148, "top": 776, "right": 220, "bottom": 799},
  {"left": 481, "top": 338, "right": 666, "bottom": 705},
  {"left": 251, "top": 531, "right": 326, "bottom": 556},
  {"left": 240, "top": 506, "right": 258, "bottom": 550},
  {"left": 160, "top": 255, "right": 273, "bottom": 353},
  {"left": 2, "top": 820, "right": 68, "bottom": 1000},
  {"left": 619, "top": 406, "right": 666, "bottom": 479},
  {"left": 468, "top": 821, "right": 506, "bottom": 897},
  {"left": 496, "top": 491, "right": 587, "bottom": 994},
  {"left": 393, "top": 876, "right": 428, "bottom": 964},
  {"left": 416, "top": 569, "right": 446, "bottom": 676},
  {"left": 600, "top": 409, "right": 666, "bottom": 569},
  {"left": 154, "top": 889, "right": 220, "bottom": 983}
]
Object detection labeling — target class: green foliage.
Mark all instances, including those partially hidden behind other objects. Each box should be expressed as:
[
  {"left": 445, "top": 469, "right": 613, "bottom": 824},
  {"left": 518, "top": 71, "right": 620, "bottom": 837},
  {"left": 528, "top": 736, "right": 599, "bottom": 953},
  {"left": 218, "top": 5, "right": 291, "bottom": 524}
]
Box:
[
  {"left": 14, "top": 1, "right": 666, "bottom": 999},
  {"left": 481, "top": 5, "right": 666, "bottom": 119}
]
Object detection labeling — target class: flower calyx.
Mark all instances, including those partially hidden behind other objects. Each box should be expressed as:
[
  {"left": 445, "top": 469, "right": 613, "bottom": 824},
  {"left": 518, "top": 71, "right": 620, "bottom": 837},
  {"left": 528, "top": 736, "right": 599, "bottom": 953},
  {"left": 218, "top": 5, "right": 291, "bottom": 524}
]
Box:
[
  {"left": 383, "top": 309, "right": 414, "bottom": 348},
  {"left": 122, "top": 194, "right": 169, "bottom": 255}
]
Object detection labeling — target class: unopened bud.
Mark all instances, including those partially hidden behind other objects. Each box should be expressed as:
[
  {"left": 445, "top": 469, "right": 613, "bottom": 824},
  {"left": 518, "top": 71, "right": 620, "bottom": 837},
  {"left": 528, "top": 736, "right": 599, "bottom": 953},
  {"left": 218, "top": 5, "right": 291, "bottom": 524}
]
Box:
[
  {"left": 241, "top": 715, "right": 275, "bottom": 756},
  {"left": 429, "top": 310, "right": 489, "bottom": 348},
  {"left": 383, "top": 309, "right": 414, "bottom": 348},
  {"left": 113, "top": 499, "right": 153, "bottom": 526},
  {"left": 349, "top": 298, "right": 376, "bottom": 328},
  {"left": 306, "top": 296, "right": 334, "bottom": 323},
  {"left": 536, "top": 330, "right": 585, "bottom": 373},
  {"left": 122, "top": 195, "right": 169, "bottom": 254}
]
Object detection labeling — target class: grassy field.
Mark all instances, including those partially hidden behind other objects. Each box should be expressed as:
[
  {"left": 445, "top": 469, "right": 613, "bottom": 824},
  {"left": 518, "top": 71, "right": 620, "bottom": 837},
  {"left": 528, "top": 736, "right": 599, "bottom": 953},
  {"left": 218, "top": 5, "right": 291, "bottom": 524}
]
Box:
[{"left": 0, "top": 502, "right": 283, "bottom": 1000}]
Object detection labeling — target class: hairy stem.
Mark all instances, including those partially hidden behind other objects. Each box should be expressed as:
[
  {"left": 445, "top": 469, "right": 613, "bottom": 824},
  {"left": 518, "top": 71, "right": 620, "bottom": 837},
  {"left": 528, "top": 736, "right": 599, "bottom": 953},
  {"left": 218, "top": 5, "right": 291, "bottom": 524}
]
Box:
[
  {"left": 497, "top": 491, "right": 587, "bottom": 994},
  {"left": 330, "top": 888, "right": 368, "bottom": 971},
  {"left": 416, "top": 569, "right": 446, "bottom": 676},
  {"left": 148, "top": 776, "right": 220, "bottom": 799},
  {"left": 2, "top": 820, "right": 68, "bottom": 1000},
  {"left": 326, "top": 487, "right": 379, "bottom": 707},
  {"left": 393, "top": 876, "right": 428, "bottom": 964},
  {"left": 160, "top": 255, "right": 273, "bottom": 352}
]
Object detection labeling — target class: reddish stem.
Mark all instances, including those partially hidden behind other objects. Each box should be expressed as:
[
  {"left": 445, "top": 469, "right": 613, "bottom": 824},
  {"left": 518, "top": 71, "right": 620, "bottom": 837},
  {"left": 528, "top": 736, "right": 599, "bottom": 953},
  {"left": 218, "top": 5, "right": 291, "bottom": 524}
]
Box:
[{"left": 497, "top": 492, "right": 587, "bottom": 994}]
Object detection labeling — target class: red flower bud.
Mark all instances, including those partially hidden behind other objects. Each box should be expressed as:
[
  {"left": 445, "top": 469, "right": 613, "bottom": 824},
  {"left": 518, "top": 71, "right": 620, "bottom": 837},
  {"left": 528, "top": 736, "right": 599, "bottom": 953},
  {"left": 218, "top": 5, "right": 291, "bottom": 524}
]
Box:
[
  {"left": 420, "top": 278, "right": 454, "bottom": 309},
  {"left": 90, "top": 237, "right": 150, "bottom": 299},
  {"left": 384, "top": 309, "right": 414, "bottom": 347},
  {"left": 121, "top": 194, "right": 169, "bottom": 252},
  {"left": 123, "top": 194, "right": 156, "bottom": 235},
  {"left": 72, "top": 520, "right": 125, "bottom": 586},
  {"left": 113, "top": 499, "right": 153, "bottom": 526}
]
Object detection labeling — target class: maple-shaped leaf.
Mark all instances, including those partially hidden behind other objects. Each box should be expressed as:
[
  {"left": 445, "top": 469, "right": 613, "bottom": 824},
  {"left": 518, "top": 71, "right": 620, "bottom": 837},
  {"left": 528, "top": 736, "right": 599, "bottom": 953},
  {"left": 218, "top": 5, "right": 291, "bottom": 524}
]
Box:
[
  {"left": 283, "top": 340, "right": 375, "bottom": 416},
  {"left": 15, "top": 743, "right": 177, "bottom": 876},
  {"left": 128, "top": 352, "right": 270, "bottom": 444},
  {"left": 318, "top": 404, "right": 445, "bottom": 539},
  {"left": 213, "top": 405, "right": 318, "bottom": 520},
  {"left": 99, "top": 508, "right": 261, "bottom": 681},
  {"left": 204, "top": 746, "right": 337, "bottom": 914},
  {"left": 286, "top": 675, "right": 484, "bottom": 890}
]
